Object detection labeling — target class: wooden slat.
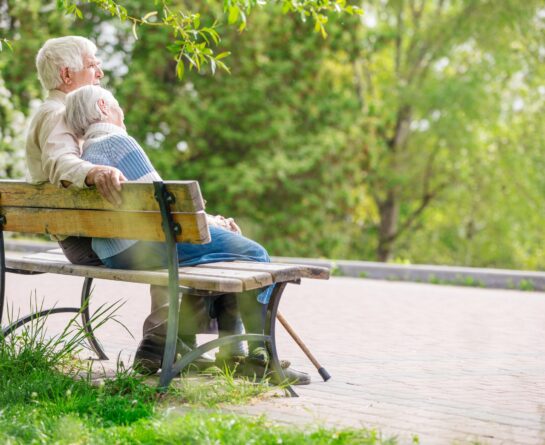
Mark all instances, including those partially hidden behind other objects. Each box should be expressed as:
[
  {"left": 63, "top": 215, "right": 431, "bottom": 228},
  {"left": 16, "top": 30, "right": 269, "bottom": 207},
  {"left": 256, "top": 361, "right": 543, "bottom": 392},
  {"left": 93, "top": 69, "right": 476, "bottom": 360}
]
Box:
[
  {"left": 32, "top": 254, "right": 328, "bottom": 282},
  {"left": 178, "top": 266, "right": 273, "bottom": 290},
  {"left": 198, "top": 261, "right": 330, "bottom": 280},
  {"left": 1, "top": 207, "right": 210, "bottom": 243},
  {"left": 33, "top": 254, "right": 322, "bottom": 289},
  {"left": 6, "top": 257, "right": 243, "bottom": 292},
  {"left": 23, "top": 252, "right": 67, "bottom": 262},
  {"left": 197, "top": 261, "right": 302, "bottom": 282},
  {"left": 18, "top": 254, "right": 274, "bottom": 291},
  {"left": 0, "top": 180, "right": 205, "bottom": 212},
  {"left": 46, "top": 248, "right": 64, "bottom": 255}
]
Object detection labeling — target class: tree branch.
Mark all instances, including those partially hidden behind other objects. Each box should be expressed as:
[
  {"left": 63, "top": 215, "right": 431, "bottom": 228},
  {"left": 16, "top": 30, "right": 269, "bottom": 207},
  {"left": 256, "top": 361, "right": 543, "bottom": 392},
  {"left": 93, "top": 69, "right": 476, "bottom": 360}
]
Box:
[{"left": 386, "top": 181, "right": 448, "bottom": 243}]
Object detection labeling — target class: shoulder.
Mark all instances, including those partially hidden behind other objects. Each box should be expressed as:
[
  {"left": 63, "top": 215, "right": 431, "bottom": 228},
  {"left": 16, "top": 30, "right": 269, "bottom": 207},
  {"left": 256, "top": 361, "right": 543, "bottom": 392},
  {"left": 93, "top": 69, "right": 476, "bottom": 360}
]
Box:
[
  {"left": 106, "top": 134, "right": 142, "bottom": 151},
  {"left": 29, "top": 100, "right": 64, "bottom": 132}
]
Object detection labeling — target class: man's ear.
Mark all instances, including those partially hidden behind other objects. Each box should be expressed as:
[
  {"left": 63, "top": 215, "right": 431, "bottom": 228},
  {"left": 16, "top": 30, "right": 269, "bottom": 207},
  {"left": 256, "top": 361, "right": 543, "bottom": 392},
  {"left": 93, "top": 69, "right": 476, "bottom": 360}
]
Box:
[
  {"left": 97, "top": 98, "right": 108, "bottom": 115},
  {"left": 60, "top": 67, "right": 71, "bottom": 85}
]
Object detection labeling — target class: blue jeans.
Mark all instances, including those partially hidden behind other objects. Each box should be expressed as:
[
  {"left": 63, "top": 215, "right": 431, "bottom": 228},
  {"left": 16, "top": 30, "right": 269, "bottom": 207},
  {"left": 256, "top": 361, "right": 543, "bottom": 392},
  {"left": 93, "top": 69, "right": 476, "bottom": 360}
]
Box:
[{"left": 101, "top": 226, "right": 274, "bottom": 304}]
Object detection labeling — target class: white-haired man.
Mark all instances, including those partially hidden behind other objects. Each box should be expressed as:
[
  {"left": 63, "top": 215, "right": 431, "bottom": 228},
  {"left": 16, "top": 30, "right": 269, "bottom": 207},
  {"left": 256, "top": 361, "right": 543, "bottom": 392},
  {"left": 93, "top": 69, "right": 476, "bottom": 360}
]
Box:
[{"left": 25, "top": 36, "right": 218, "bottom": 375}]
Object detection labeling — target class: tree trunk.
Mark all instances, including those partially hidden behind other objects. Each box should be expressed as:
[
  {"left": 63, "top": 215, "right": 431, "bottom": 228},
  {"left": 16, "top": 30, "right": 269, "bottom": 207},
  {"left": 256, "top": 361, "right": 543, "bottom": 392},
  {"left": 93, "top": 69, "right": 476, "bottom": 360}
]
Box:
[
  {"left": 375, "top": 106, "right": 411, "bottom": 261},
  {"left": 377, "top": 189, "right": 399, "bottom": 262}
]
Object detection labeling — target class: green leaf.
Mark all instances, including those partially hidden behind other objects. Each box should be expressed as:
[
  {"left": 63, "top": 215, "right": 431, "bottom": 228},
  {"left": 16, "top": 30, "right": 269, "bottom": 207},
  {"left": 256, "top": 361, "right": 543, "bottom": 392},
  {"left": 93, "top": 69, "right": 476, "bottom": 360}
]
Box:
[
  {"left": 216, "top": 51, "right": 231, "bottom": 60},
  {"left": 176, "top": 60, "right": 185, "bottom": 79},
  {"left": 228, "top": 6, "right": 239, "bottom": 25}
]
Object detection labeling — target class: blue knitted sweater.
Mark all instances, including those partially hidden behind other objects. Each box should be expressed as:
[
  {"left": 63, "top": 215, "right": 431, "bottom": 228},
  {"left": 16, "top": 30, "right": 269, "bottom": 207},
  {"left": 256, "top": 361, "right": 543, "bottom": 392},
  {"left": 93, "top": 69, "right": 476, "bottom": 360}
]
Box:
[{"left": 81, "top": 123, "right": 161, "bottom": 260}]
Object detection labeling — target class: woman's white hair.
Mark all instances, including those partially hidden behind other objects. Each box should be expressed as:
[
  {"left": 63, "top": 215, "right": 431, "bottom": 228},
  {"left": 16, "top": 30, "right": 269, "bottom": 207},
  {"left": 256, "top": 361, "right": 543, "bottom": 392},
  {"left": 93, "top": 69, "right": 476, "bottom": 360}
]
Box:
[
  {"left": 65, "top": 85, "right": 118, "bottom": 138},
  {"left": 36, "top": 36, "right": 97, "bottom": 90}
]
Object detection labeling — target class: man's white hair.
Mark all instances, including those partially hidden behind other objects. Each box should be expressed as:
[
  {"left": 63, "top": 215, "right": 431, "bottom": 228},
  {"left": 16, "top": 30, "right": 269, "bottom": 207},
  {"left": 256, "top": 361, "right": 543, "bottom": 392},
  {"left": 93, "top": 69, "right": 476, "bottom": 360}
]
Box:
[
  {"left": 65, "top": 85, "right": 118, "bottom": 138},
  {"left": 36, "top": 36, "right": 97, "bottom": 90}
]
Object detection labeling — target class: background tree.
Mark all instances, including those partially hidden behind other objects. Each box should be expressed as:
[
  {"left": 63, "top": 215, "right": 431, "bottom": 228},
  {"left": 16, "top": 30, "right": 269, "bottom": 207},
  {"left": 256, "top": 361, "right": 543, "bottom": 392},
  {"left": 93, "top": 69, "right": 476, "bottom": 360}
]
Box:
[{"left": 351, "top": 0, "right": 544, "bottom": 261}]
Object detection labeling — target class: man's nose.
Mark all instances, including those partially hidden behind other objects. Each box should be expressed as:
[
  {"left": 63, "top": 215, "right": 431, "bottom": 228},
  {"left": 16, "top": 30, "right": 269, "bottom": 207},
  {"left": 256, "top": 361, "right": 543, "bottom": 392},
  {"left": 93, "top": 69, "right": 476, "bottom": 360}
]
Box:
[{"left": 96, "top": 67, "right": 104, "bottom": 78}]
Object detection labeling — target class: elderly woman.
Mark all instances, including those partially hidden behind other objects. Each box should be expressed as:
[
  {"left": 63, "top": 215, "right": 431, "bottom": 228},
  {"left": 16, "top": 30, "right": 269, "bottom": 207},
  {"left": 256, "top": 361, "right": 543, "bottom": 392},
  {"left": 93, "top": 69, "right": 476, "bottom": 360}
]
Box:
[{"left": 64, "top": 85, "right": 309, "bottom": 384}]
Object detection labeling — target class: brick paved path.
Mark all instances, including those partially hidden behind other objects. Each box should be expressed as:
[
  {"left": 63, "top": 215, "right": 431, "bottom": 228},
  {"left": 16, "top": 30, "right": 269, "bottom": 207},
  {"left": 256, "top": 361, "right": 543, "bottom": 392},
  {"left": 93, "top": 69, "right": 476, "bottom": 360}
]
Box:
[{"left": 4, "top": 267, "right": 545, "bottom": 444}]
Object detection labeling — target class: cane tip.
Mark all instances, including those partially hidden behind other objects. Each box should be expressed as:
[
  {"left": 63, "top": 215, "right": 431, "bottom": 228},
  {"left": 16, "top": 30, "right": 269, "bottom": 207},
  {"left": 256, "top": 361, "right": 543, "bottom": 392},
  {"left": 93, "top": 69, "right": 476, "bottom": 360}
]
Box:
[{"left": 318, "top": 367, "right": 331, "bottom": 382}]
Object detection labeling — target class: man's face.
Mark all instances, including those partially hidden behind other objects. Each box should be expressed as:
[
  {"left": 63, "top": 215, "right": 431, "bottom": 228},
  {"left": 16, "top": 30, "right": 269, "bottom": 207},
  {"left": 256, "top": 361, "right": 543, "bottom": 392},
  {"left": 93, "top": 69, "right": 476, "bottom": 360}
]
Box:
[{"left": 66, "top": 54, "right": 103, "bottom": 92}]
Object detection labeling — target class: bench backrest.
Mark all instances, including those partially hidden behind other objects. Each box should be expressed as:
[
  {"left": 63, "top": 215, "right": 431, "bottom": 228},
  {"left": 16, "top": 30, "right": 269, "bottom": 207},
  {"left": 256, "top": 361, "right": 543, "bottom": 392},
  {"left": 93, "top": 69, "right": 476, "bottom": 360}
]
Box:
[{"left": 0, "top": 180, "right": 210, "bottom": 243}]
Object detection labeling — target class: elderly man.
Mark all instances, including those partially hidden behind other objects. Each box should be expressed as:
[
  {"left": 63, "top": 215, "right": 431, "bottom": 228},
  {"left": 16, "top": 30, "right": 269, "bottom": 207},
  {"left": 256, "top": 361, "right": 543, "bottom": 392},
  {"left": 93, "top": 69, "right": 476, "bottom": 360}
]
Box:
[{"left": 25, "top": 36, "right": 220, "bottom": 374}]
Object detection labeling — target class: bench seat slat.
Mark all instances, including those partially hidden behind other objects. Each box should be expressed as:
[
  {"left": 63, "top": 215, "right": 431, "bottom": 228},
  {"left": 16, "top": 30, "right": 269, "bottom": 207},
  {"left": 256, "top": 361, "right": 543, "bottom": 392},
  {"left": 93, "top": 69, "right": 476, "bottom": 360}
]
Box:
[
  {"left": 1, "top": 208, "right": 210, "bottom": 243},
  {"left": 0, "top": 180, "right": 204, "bottom": 212},
  {"left": 17, "top": 254, "right": 273, "bottom": 291},
  {"left": 196, "top": 261, "right": 330, "bottom": 280},
  {"left": 177, "top": 267, "right": 273, "bottom": 290},
  {"left": 6, "top": 257, "right": 243, "bottom": 292}
]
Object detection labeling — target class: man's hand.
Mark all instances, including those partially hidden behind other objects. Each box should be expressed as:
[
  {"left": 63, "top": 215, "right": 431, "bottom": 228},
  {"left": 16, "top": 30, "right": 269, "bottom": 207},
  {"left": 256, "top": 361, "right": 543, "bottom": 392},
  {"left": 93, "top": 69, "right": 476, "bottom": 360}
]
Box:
[
  {"left": 224, "top": 217, "right": 241, "bottom": 235},
  {"left": 85, "top": 165, "right": 127, "bottom": 206},
  {"left": 208, "top": 214, "right": 242, "bottom": 235}
]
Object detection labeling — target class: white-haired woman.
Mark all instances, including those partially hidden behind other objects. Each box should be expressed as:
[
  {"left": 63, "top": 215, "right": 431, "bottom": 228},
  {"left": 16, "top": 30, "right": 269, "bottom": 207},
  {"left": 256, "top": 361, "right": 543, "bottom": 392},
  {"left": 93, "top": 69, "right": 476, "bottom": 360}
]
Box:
[{"left": 64, "top": 85, "right": 309, "bottom": 384}]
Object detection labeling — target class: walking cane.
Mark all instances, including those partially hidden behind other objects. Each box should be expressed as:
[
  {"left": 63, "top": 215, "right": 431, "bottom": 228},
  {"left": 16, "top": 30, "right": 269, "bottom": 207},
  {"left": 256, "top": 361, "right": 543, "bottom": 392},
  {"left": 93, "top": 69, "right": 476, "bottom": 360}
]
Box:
[{"left": 276, "top": 310, "right": 331, "bottom": 382}]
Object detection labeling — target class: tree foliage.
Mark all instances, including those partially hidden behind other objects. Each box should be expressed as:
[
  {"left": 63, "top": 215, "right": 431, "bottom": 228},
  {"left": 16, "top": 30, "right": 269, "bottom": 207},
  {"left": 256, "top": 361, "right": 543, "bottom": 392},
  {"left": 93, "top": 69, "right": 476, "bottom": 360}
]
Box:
[
  {"left": 2, "top": 0, "right": 362, "bottom": 77},
  {"left": 350, "top": 0, "right": 545, "bottom": 262}
]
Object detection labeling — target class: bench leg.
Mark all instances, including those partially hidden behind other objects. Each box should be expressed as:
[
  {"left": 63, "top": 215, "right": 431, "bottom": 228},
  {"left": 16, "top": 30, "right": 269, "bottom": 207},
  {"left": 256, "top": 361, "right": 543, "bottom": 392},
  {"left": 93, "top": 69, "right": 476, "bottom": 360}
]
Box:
[
  {"left": 157, "top": 285, "right": 296, "bottom": 397},
  {"left": 2, "top": 307, "right": 81, "bottom": 337},
  {"left": 0, "top": 269, "right": 108, "bottom": 363},
  {"left": 154, "top": 182, "right": 182, "bottom": 390},
  {"left": 266, "top": 282, "right": 298, "bottom": 397},
  {"left": 80, "top": 278, "right": 109, "bottom": 360}
]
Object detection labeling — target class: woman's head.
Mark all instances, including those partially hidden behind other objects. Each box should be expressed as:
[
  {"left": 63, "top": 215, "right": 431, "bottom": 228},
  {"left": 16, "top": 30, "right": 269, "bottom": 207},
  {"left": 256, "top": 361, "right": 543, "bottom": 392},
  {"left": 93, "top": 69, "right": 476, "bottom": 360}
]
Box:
[{"left": 65, "top": 85, "right": 125, "bottom": 137}]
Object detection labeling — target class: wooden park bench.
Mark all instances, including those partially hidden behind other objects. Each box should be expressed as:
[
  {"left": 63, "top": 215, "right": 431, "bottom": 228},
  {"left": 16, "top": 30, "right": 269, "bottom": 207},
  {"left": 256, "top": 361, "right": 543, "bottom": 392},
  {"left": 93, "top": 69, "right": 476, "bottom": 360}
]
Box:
[{"left": 0, "top": 179, "right": 330, "bottom": 396}]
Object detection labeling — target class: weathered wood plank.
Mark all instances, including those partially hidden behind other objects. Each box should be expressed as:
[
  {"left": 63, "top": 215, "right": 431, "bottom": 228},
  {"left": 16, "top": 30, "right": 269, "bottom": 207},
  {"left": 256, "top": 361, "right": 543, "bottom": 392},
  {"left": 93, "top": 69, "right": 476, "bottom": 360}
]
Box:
[
  {"left": 0, "top": 180, "right": 205, "bottom": 212},
  {"left": 197, "top": 261, "right": 303, "bottom": 282},
  {"left": 46, "top": 248, "right": 64, "bottom": 255},
  {"left": 22, "top": 252, "right": 69, "bottom": 263},
  {"left": 29, "top": 254, "right": 304, "bottom": 291},
  {"left": 1, "top": 207, "right": 210, "bottom": 243},
  {"left": 178, "top": 267, "right": 273, "bottom": 290},
  {"left": 19, "top": 254, "right": 273, "bottom": 291},
  {"left": 198, "top": 261, "right": 330, "bottom": 280},
  {"left": 6, "top": 257, "right": 243, "bottom": 292}
]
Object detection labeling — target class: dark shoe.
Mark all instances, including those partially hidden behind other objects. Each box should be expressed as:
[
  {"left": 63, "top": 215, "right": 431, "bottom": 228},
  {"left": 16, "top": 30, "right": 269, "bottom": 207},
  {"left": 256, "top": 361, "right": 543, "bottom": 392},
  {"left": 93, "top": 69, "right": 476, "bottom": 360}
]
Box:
[
  {"left": 241, "top": 359, "right": 311, "bottom": 385},
  {"left": 245, "top": 355, "right": 291, "bottom": 370},
  {"left": 215, "top": 354, "right": 310, "bottom": 386},
  {"left": 133, "top": 337, "right": 163, "bottom": 375},
  {"left": 214, "top": 352, "right": 290, "bottom": 370},
  {"left": 273, "top": 366, "right": 311, "bottom": 386},
  {"left": 133, "top": 336, "right": 214, "bottom": 375}
]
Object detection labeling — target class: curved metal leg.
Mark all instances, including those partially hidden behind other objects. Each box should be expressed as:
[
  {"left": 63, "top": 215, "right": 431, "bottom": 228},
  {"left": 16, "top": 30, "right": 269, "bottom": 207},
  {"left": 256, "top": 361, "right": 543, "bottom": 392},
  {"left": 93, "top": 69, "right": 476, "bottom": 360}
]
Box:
[
  {"left": 171, "top": 333, "right": 270, "bottom": 375},
  {"left": 2, "top": 307, "right": 81, "bottom": 337},
  {"left": 266, "top": 282, "right": 298, "bottom": 397},
  {"left": 155, "top": 181, "right": 183, "bottom": 390},
  {"left": 80, "top": 277, "right": 108, "bottom": 360}
]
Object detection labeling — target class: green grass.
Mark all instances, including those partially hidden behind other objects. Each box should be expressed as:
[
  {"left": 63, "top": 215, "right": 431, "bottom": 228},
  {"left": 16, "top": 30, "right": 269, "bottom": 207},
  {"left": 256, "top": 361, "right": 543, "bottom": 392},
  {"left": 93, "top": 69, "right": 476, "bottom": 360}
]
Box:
[
  {"left": 0, "top": 306, "right": 394, "bottom": 444},
  {"left": 427, "top": 274, "right": 484, "bottom": 288}
]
